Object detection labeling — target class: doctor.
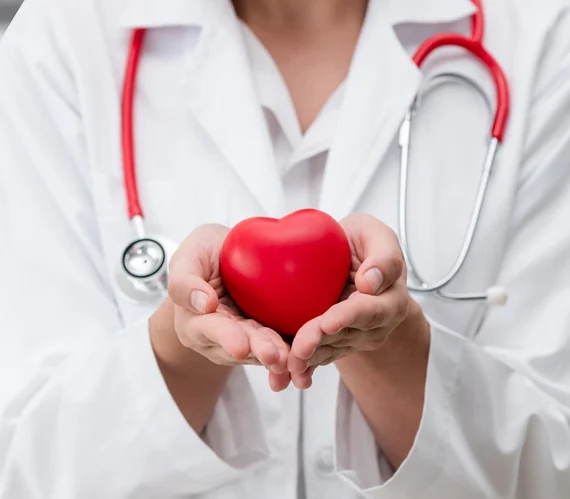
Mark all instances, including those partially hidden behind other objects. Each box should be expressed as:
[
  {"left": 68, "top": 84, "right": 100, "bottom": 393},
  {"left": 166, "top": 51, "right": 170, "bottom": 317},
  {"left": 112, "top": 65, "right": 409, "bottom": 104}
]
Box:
[{"left": 1, "top": 0, "right": 570, "bottom": 497}]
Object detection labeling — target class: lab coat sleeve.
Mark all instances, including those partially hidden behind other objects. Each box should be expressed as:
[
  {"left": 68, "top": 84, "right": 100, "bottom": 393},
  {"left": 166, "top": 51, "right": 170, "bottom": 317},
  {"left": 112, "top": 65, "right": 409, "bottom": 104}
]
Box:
[
  {"left": 0, "top": 2, "right": 268, "bottom": 498},
  {"left": 335, "top": 10, "right": 570, "bottom": 499}
]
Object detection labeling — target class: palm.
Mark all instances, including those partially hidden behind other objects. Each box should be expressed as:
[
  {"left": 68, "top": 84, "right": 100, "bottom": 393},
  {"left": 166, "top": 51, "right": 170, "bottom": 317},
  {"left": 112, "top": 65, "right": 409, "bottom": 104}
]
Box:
[{"left": 206, "top": 258, "right": 253, "bottom": 323}]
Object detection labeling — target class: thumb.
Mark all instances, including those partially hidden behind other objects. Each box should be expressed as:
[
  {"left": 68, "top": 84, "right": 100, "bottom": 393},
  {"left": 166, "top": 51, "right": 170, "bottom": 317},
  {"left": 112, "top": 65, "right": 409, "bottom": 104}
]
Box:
[
  {"left": 342, "top": 214, "right": 405, "bottom": 296},
  {"left": 167, "top": 224, "right": 229, "bottom": 314}
]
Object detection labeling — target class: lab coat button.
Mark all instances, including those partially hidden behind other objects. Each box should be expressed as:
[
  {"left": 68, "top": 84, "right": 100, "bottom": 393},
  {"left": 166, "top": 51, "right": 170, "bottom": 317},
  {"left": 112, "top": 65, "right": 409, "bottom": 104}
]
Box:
[{"left": 315, "top": 448, "right": 334, "bottom": 474}]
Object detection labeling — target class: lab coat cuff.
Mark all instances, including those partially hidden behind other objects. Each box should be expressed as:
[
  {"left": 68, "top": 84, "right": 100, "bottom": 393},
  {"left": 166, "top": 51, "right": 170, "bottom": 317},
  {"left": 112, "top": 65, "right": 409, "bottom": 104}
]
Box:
[
  {"left": 119, "top": 318, "right": 269, "bottom": 493},
  {"left": 334, "top": 320, "right": 466, "bottom": 499}
]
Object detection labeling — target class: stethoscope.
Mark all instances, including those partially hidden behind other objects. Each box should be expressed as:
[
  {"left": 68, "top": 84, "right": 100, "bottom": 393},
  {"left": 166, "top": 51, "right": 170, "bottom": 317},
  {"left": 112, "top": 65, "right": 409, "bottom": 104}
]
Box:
[{"left": 118, "top": 0, "right": 510, "bottom": 306}]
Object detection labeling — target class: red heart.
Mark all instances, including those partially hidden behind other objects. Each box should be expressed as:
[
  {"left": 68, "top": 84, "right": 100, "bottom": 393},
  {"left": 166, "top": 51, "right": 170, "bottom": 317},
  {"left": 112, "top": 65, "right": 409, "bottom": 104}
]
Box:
[{"left": 220, "top": 209, "right": 351, "bottom": 336}]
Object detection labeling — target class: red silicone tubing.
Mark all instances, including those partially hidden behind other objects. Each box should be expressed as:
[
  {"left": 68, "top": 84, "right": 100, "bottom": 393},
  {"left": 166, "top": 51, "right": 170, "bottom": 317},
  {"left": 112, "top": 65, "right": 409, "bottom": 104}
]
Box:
[
  {"left": 412, "top": 0, "right": 510, "bottom": 142},
  {"left": 121, "top": 28, "right": 146, "bottom": 220}
]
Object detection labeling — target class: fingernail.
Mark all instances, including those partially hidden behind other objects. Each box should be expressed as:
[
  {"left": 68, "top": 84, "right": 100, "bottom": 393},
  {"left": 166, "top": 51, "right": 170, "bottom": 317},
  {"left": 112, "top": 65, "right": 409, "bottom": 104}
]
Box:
[
  {"left": 364, "top": 268, "right": 384, "bottom": 294},
  {"left": 190, "top": 290, "right": 208, "bottom": 313}
]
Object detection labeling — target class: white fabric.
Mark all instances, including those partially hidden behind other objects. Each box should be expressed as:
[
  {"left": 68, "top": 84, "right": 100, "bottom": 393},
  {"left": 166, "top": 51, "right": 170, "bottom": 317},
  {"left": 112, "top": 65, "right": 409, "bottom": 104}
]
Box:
[
  {"left": 240, "top": 21, "right": 344, "bottom": 213},
  {"left": 1, "top": 0, "right": 570, "bottom": 498}
]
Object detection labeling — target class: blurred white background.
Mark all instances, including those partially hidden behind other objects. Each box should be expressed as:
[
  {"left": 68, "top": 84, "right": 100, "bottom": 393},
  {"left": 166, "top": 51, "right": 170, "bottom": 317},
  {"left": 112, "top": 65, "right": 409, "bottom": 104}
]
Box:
[{"left": 0, "top": 0, "right": 22, "bottom": 37}]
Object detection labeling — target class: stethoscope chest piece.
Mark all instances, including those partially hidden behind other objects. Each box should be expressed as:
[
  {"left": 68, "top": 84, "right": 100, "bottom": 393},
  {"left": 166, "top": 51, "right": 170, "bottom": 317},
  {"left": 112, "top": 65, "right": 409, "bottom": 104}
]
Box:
[{"left": 115, "top": 235, "right": 177, "bottom": 303}]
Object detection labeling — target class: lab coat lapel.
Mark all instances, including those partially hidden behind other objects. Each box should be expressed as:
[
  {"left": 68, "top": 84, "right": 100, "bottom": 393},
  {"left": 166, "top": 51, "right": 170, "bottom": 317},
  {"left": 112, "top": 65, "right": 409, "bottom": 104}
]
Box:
[
  {"left": 320, "top": 0, "right": 422, "bottom": 221},
  {"left": 184, "top": 3, "right": 285, "bottom": 218}
]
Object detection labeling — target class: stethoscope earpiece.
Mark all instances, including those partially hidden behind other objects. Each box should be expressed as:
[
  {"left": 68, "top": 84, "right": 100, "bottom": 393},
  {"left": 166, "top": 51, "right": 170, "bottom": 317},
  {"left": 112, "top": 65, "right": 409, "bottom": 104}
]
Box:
[{"left": 485, "top": 286, "right": 508, "bottom": 307}]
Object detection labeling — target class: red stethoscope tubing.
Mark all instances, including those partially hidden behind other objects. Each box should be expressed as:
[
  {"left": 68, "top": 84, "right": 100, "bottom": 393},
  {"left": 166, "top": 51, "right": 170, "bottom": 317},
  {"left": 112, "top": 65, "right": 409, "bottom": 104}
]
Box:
[
  {"left": 121, "top": 28, "right": 146, "bottom": 220},
  {"left": 412, "top": 0, "right": 510, "bottom": 142},
  {"left": 120, "top": 0, "right": 510, "bottom": 222}
]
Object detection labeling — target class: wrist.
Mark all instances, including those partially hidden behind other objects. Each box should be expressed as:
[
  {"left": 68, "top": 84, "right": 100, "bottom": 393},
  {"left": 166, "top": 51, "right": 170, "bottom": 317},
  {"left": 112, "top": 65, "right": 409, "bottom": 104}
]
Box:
[
  {"left": 149, "top": 298, "right": 232, "bottom": 433},
  {"left": 381, "top": 297, "right": 430, "bottom": 361},
  {"left": 335, "top": 298, "right": 430, "bottom": 469}
]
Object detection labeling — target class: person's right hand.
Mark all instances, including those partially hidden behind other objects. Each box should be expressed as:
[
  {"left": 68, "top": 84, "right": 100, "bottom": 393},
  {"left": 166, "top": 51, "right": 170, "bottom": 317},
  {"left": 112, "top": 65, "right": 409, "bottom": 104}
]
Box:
[{"left": 167, "top": 224, "right": 291, "bottom": 392}]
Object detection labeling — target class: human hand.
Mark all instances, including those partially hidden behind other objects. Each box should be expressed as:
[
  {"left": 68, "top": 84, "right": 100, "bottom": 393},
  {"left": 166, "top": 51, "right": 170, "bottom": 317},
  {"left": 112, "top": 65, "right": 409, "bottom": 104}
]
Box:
[
  {"left": 288, "top": 213, "right": 414, "bottom": 389},
  {"left": 165, "top": 224, "right": 291, "bottom": 392}
]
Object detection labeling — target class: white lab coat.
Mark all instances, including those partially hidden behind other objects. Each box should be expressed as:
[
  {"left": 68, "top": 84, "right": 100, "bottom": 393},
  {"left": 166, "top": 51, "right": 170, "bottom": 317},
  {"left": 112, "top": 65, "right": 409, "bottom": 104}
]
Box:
[{"left": 1, "top": 0, "right": 570, "bottom": 497}]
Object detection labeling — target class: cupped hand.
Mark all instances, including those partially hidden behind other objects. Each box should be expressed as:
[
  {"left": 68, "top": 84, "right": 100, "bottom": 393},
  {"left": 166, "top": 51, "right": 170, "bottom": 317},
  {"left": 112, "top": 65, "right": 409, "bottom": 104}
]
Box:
[
  {"left": 288, "top": 214, "right": 412, "bottom": 389},
  {"left": 168, "top": 224, "right": 291, "bottom": 392}
]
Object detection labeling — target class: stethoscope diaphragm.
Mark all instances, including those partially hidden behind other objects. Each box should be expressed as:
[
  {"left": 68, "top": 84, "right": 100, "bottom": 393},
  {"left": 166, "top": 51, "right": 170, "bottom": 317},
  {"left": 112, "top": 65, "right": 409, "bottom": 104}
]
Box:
[{"left": 114, "top": 235, "right": 177, "bottom": 303}]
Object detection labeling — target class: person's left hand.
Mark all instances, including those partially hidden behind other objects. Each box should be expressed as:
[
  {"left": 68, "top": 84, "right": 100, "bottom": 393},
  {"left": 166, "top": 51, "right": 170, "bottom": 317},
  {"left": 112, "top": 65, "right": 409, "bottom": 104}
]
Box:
[{"left": 287, "top": 213, "right": 414, "bottom": 389}]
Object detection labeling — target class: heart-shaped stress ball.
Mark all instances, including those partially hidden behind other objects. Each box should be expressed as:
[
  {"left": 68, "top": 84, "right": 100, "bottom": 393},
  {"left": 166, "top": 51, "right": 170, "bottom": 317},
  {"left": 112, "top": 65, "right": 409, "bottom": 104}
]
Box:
[{"left": 220, "top": 209, "right": 351, "bottom": 336}]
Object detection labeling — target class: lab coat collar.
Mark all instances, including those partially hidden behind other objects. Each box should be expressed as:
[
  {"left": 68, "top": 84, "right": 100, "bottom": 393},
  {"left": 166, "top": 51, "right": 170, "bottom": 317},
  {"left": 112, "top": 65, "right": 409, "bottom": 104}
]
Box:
[
  {"left": 120, "top": 0, "right": 223, "bottom": 28},
  {"left": 120, "top": 0, "right": 476, "bottom": 29},
  {"left": 389, "top": 0, "right": 476, "bottom": 26},
  {"left": 184, "top": 3, "right": 287, "bottom": 218},
  {"left": 119, "top": 0, "right": 477, "bottom": 219},
  {"left": 319, "top": 0, "right": 476, "bottom": 219},
  {"left": 122, "top": 0, "right": 287, "bottom": 217}
]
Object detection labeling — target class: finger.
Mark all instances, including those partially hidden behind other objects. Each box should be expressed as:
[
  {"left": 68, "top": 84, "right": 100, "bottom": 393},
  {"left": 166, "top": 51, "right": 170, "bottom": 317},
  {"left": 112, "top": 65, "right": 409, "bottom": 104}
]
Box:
[
  {"left": 288, "top": 354, "right": 310, "bottom": 374},
  {"left": 253, "top": 325, "right": 290, "bottom": 374},
  {"left": 290, "top": 317, "right": 324, "bottom": 361},
  {"left": 273, "top": 340, "right": 290, "bottom": 375},
  {"left": 319, "top": 290, "right": 405, "bottom": 334},
  {"left": 242, "top": 320, "right": 290, "bottom": 372},
  {"left": 241, "top": 323, "right": 282, "bottom": 368},
  {"left": 168, "top": 224, "right": 229, "bottom": 313},
  {"left": 291, "top": 367, "right": 316, "bottom": 390},
  {"left": 342, "top": 214, "right": 404, "bottom": 295},
  {"left": 170, "top": 274, "right": 219, "bottom": 315},
  {"left": 257, "top": 327, "right": 290, "bottom": 374},
  {"left": 181, "top": 312, "right": 251, "bottom": 361},
  {"left": 308, "top": 346, "right": 354, "bottom": 367},
  {"left": 268, "top": 371, "right": 291, "bottom": 392}
]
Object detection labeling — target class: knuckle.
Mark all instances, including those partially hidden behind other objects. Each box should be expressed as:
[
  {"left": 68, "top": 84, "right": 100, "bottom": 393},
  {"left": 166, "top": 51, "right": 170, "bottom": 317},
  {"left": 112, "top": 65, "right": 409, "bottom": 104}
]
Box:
[
  {"left": 330, "top": 338, "right": 348, "bottom": 349},
  {"left": 384, "top": 254, "right": 404, "bottom": 280},
  {"left": 365, "top": 305, "right": 383, "bottom": 330},
  {"left": 334, "top": 334, "right": 353, "bottom": 348},
  {"left": 243, "top": 319, "right": 259, "bottom": 328},
  {"left": 175, "top": 317, "right": 202, "bottom": 349},
  {"left": 177, "top": 327, "right": 200, "bottom": 350},
  {"left": 316, "top": 345, "right": 336, "bottom": 364},
  {"left": 394, "top": 299, "right": 410, "bottom": 322}
]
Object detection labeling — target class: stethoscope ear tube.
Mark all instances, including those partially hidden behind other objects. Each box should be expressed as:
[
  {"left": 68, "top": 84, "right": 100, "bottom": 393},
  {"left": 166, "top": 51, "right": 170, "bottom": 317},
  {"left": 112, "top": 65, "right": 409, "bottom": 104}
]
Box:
[
  {"left": 399, "top": 104, "right": 507, "bottom": 306},
  {"left": 433, "top": 287, "right": 508, "bottom": 306},
  {"left": 398, "top": 0, "right": 510, "bottom": 307}
]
